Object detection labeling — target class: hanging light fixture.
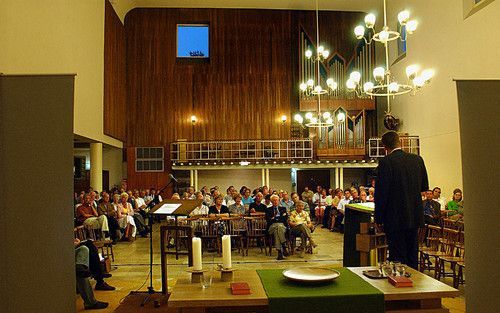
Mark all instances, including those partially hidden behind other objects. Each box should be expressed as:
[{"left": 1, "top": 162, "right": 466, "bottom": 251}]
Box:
[
  {"left": 347, "top": 0, "right": 434, "bottom": 113},
  {"left": 295, "top": 0, "right": 338, "bottom": 128}
]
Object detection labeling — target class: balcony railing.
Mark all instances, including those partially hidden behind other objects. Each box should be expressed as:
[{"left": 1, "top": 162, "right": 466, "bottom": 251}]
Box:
[
  {"left": 368, "top": 136, "right": 420, "bottom": 158},
  {"left": 171, "top": 139, "right": 313, "bottom": 163}
]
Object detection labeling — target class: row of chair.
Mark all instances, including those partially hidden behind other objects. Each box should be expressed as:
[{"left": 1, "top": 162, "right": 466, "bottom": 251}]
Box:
[
  {"left": 418, "top": 219, "right": 465, "bottom": 288},
  {"left": 74, "top": 225, "right": 115, "bottom": 262},
  {"left": 175, "top": 215, "right": 310, "bottom": 257}
]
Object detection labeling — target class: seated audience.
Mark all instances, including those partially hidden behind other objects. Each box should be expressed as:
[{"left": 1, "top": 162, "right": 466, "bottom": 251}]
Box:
[
  {"left": 209, "top": 195, "right": 230, "bottom": 215},
  {"left": 228, "top": 194, "right": 246, "bottom": 215},
  {"left": 330, "top": 188, "right": 343, "bottom": 231},
  {"left": 315, "top": 188, "right": 328, "bottom": 224},
  {"left": 224, "top": 186, "right": 235, "bottom": 205},
  {"left": 445, "top": 188, "right": 464, "bottom": 220},
  {"left": 74, "top": 238, "right": 115, "bottom": 291},
  {"left": 432, "top": 187, "right": 447, "bottom": 210},
  {"left": 279, "top": 191, "right": 293, "bottom": 211},
  {"left": 367, "top": 187, "right": 375, "bottom": 202},
  {"left": 113, "top": 193, "right": 136, "bottom": 239},
  {"left": 75, "top": 239, "right": 110, "bottom": 310},
  {"left": 133, "top": 189, "right": 148, "bottom": 218},
  {"left": 97, "top": 193, "right": 121, "bottom": 244},
  {"left": 76, "top": 193, "right": 110, "bottom": 239},
  {"left": 118, "top": 193, "right": 148, "bottom": 237},
  {"left": 423, "top": 190, "right": 441, "bottom": 225},
  {"left": 334, "top": 189, "right": 351, "bottom": 231},
  {"left": 249, "top": 192, "right": 267, "bottom": 214},
  {"left": 265, "top": 195, "right": 289, "bottom": 260},
  {"left": 359, "top": 190, "right": 368, "bottom": 203},
  {"left": 241, "top": 188, "right": 254, "bottom": 205},
  {"left": 190, "top": 192, "right": 209, "bottom": 216},
  {"left": 349, "top": 188, "right": 361, "bottom": 204},
  {"left": 288, "top": 201, "right": 316, "bottom": 257},
  {"left": 290, "top": 192, "right": 310, "bottom": 213},
  {"left": 264, "top": 194, "right": 272, "bottom": 207}
]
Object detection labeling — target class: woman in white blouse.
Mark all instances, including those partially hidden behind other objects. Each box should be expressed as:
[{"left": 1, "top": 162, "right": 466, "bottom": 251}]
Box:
[{"left": 114, "top": 193, "right": 137, "bottom": 238}]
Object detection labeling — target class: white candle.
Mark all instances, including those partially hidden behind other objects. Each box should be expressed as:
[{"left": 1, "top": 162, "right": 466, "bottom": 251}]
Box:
[
  {"left": 192, "top": 237, "right": 202, "bottom": 271},
  {"left": 222, "top": 235, "right": 232, "bottom": 269}
]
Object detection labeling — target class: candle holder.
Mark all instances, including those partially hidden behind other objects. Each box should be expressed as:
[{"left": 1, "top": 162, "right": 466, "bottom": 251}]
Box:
[
  {"left": 216, "top": 265, "right": 236, "bottom": 282},
  {"left": 186, "top": 268, "right": 207, "bottom": 283}
]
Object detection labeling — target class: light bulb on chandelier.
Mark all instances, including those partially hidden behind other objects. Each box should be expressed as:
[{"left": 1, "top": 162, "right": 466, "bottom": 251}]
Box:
[{"left": 346, "top": 0, "right": 434, "bottom": 100}]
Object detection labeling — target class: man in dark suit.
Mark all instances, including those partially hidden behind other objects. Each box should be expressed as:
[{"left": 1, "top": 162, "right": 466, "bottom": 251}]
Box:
[
  {"left": 265, "top": 195, "right": 289, "bottom": 260},
  {"left": 375, "top": 131, "right": 429, "bottom": 269}
]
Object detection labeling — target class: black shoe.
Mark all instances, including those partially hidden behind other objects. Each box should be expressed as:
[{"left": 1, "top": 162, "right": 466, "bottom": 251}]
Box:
[
  {"left": 95, "top": 281, "right": 116, "bottom": 291},
  {"left": 102, "top": 273, "right": 112, "bottom": 278},
  {"left": 277, "top": 251, "right": 284, "bottom": 260},
  {"left": 85, "top": 301, "right": 109, "bottom": 310}
]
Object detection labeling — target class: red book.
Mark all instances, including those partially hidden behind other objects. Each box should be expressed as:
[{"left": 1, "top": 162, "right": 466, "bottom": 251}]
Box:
[
  {"left": 231, "top": 282, "right": 251, "bottom": 295},
  {"left": 388, "top": 275, "right": 413, "bottom": 287}
]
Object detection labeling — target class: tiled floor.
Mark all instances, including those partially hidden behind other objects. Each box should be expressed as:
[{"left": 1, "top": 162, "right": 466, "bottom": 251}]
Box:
[{"left": 76, "top": 224, "right": 465, "bottom": 312}]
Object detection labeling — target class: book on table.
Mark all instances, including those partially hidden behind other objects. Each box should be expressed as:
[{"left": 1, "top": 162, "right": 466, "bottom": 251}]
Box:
[
  {"left": 230, "top": 282, "right": 251, "bottom": 295},
  {"left": 387, "top": 275, "right": 413, "bottom": 287}
]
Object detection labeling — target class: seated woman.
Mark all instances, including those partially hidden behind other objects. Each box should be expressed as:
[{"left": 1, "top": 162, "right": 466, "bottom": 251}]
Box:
[
  {"left": 288, "top": 201, "right": 316, "bottom": 257},
  {"left": 208, "top": 195, "right": 229, "bottom": 216},
  {"left": 228, "top": 194, "right": 246, "bottom": 215},
  {"left": 118, "top": 193, "right": 148, "bottom": 238},
  {"left": 314, "top": 189, "right": 328, "bottom": 224},
  {"left": 112, "top": 193, "right": 137, "bottom": 239},
  {"left": 445, "top": 188, "right": 464, "bottom": 220}
]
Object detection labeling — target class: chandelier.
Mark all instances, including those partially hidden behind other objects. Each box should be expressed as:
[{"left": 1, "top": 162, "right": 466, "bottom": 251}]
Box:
[
  {"left": 295, "top": 0, "right": 338, "bottom": 128},
  {"left": 346, "top": 0, "right": 434, "bottom": 112}
]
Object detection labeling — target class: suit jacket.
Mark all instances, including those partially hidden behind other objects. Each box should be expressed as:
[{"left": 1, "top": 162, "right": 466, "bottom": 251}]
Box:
[
  {"left": 208, "top": 205, "right": 229, "bottom": 215},
  {"left": 374, "top": 149, "right": 429, "bottom": 231},
  {"left": 265, "top": 206, "right": 289, "bottom": 230}
]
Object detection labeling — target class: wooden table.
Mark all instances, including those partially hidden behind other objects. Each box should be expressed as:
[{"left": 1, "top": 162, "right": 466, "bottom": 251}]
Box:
[
  {"left": 168, "top": 270, "right": 268, "bottom": 312},
  {"left": 349, "top": 267, "right": 460, "bottom": 313},
  {"left": 168, "top": 267, "right": 459, "bottom": 313}
]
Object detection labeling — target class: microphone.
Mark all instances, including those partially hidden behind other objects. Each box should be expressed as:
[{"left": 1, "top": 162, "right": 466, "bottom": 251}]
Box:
[{"left": 169, "top": 173, "right": 178, "bottom": 183}]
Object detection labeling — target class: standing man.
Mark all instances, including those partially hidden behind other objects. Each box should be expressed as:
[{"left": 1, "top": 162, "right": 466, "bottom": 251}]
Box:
[{"left": 375, "top": 131, "right": 429, "bottom": 269}]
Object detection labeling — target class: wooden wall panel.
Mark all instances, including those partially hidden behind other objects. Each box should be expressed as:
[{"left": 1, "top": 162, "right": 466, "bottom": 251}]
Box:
[
  {"left": 103, "top": 0, "right": 126, "bottom": 141},
  {"left": 124, "top": 8, "right": 364, "bottom": 146},
  {"left": 126, "top": 147, "right": 174, "bottom": 198}
]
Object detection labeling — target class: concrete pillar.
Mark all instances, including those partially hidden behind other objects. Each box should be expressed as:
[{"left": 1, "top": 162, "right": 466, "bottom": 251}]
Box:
[
  {"left": 265, "top": 168, "right": 270, "bottom": 186},
  {"left": 261, "top": 169, "right": 266, "bottom": 186},
  {"left": 190, "top": 170, "right": 194, "bottom": 187},
  {"left": 335, "top": 168, "right": 340, "bottom": 188},
  {"left": 90, "top": 142, "right": 103, "bottom": 191},
  {"left": 329, "top": 169, "right": 336, "bottom": 189},
  {"left": 194, "top": 169, "right": 198, "bottom": 191},
  {"left": 339, "top": 167, "right": 344, "bottom": 190}
]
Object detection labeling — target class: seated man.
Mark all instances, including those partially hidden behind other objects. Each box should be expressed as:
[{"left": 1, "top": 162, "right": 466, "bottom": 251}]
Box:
[
  {"left": 265, "top": 195, "right": 289, "bottom": 260},
  {"left": 288, "top": 201, "right": 316, "bottom": 257},
  {"left": 77, "top": 193, "right": 110, "bottom": 239},
  {"left": 423, "top": 190, "right": 441, "bottom": 225},
  {"left": 279, "top": 192, "right": 294, "bottom": 212},
  {"left": 289, "top": 192, "right": 310, "bottom": 213},
  {"left": 97, "top": 193, "right": 121, "bottom": 244},
  {"left": 190, "top": 191, "right": 209, "bottom": 216},
  {"left": 75, "top": 241, "right": 109, "bottom": 310},
  {"left": 229, "top": 194, "right": 246, "bottom": 215},
  {"left": 249, "top": 192, "right": 267, "bottom": 214}
]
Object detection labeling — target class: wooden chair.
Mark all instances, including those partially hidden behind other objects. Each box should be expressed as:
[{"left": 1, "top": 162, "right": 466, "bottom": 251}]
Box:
[
  {"left": 455, "top": 261, "right": 466, "bottom": 288},
  {"left": 224, "top": 217, "right": 246, "bottom": 256},
  {"left": 419, "top": 224, "right": 442, "bottom": 272},
  {"left": 85, "top": 225, "right": 115, "bottom": 262},
  {"left": 199, "top": 217, "right": 220, "bottom": 254},
  {"left": 160, "top": 225, "right": 193, "bottom": 294},
  {"left": 245, "top": 217, "right": 268, "bottom": 256},
  {"left": 442, "top": 218, "right": 458, "bottom": 230},
  {"left": 74, "top": 226, "right": 86, "bottom": 241},
  {"left": 435, "top": 228, "right": 460, "bottom": 280}
]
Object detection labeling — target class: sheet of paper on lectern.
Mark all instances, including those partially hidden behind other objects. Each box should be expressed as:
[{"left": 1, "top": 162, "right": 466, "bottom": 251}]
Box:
[
  {"left": 363, "top": 202, "right": 375, "bottom": 209},
  {"left": 153, "top": 203, "right": 181, "bottom": 214}
]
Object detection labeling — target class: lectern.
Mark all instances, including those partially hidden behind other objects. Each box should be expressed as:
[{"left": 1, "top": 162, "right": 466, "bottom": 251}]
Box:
[{"left": 150, "top": 199, "right": 202, "bottom": 294}]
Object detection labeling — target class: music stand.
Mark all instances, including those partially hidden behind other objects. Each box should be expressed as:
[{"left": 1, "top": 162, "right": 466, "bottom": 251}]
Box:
[{"left": 149, "top": 199, "right": 202, "bottom": 297}]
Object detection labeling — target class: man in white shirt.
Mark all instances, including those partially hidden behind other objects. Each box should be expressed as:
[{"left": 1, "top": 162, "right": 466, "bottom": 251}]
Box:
[
  {"left": 311, "top": 185, "right": 323, "bottom": 220},
  {"left": 134, "top": 190, "right": 147, "bottom": 217},
  {"left": 190, "top": 192, "right": 209, "bottom": 216},
  {"left": 432, "top": 187, "right": 446, "bottom": 210}
]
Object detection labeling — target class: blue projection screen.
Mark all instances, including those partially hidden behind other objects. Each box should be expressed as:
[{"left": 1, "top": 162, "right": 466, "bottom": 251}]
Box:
[{"left": 177, "top": 24, "right": 209, "bottom": 58}]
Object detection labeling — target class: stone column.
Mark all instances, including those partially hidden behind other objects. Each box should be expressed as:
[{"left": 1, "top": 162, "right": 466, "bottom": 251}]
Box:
[
  {"left": 90, "top": 142, "right": 103, "bottom": 191},
  {"left": 261, "top": 168, "right": 266, "bottom": 186},
  {"left": 339, "top": 167, "right": 344, "bottom": 190}
]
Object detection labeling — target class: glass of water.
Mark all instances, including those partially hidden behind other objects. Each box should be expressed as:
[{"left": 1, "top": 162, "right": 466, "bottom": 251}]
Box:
[
  {"left": 396, "top": 264, "right": 406, "bottom": 277},
  {"left": 200, "top": 272, "right": 212, "bottom": 289}
]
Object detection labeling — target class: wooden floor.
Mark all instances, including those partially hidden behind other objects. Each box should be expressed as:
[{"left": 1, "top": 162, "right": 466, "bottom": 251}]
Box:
[{"left": 76, "top": 224, "right": 465, "bottom": 312}]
